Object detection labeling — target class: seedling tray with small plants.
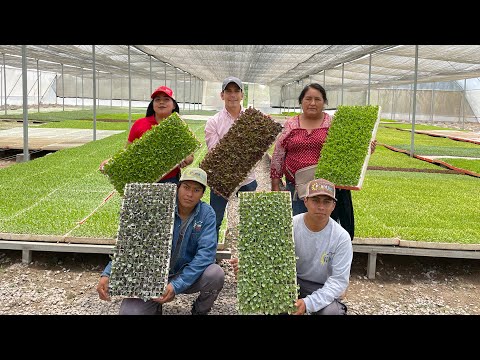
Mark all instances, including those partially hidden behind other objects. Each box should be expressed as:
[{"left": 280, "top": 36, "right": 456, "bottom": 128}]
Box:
[
  {"left": 104, "top": 112, "right": 201, "bottom": 195},
  {"left": 237, "top": 191, "right": 298, "bottom": 314},
  {"left": 200, "top": 107, "right": 282, "bottom": 199},
  {"left": 108, "top": 182, "right": 177, "bottom": 301},
  {"left": 315, "top": 105, "right": 380, "bottom": 190}
]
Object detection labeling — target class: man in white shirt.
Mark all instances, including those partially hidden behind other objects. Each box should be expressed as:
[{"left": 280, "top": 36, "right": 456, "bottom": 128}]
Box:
[
  {"left": 231, "top": 178, "right": 352, "bottom": 315},
  {"left": 292, "top": 178, "right": 352, "bottom": 315},
  {"left": 204, "top": 76, "right": 258, "bottom": 237}
]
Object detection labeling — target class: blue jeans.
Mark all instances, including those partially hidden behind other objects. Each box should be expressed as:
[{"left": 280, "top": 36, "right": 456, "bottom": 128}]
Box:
[
  {"left": 210, "top": 180, "right": 258, "bottom": 236},
  {"left": 297, "top": 277, "right": 347, "bottom": 315},
  {"left": 286, "top": 180, "right": 307, "bottom": 216}
]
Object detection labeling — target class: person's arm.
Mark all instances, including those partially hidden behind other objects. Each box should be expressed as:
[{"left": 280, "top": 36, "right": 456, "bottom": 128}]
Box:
[
  {"left": 302, "top": 233, "right": 353, "bottom": 314},
  {"left": 96, "top": 261, "right": 112, "bottom": 301},
  {"left": 204, "top": 115, "right": 221, "bottom": 151},
  {"left": 180, "top": 154, "right": 194, "bottom": 168},
  {"left": 169, "top": 205, "right": 218, "bottom": 294},
  {"left": 230, "top": 257, "right": 239, "bottom": 279},
  {"left": 271, "top": 177, "right": 282, "bottom": 191},
  {"left": 270, "top": 123, "right": 290, "bottom": 190},
  {"left": 99, "top": 158, "right": 111, "bottom": 172}
]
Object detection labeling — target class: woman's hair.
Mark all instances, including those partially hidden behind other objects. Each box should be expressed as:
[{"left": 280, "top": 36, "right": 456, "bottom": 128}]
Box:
[
  {"left": 145, "top": 99, "right": 180, "bottom": 117},
  {"left": 298, "top": 83, "right": 328, "bottom": 106}
]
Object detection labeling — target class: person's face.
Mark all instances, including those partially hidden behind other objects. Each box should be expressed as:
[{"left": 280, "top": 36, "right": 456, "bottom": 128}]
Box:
[
  {"left": 221, "top": 83, "right": 243, "bottom": 108},
  {"left": 301, "top": 88, "right": 325, "bottom": 116},
  {"left": 304, "top": 195, "right": 336, "bottom": 218},
  {"left": 177, "top": 180, "right": 204, "bottom": 210},
  {"left": 153, "top": 93, "right": 175, "bottom": 119}
]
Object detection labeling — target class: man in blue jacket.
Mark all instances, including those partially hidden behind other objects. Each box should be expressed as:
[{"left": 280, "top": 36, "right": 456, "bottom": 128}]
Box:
[{"left": 96, "top": 167, "right": 225, "bottom": 315}]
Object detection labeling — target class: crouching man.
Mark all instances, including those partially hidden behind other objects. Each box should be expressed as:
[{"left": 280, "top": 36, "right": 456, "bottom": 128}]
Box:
[
  {"left": 231, "top": 178, "right": 352, "bottom": 315},
  {"left": 97, "top": 167, "right": 225, "bottom": 315}
]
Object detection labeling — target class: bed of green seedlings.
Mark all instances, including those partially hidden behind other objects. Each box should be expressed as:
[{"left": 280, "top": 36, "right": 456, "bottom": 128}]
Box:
[
  {"left": 1, "top": 113, "right": 478, "bottom": 246},
  {"left": 434, "top": 158, "right": 480, "bottom": 174}
]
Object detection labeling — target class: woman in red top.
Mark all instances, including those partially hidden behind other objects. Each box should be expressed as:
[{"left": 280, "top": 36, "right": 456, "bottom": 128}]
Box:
[
  {"left": 100, "top": 85, "right": 193, "bottom": 184},
  {"left": 271, "top": 83, "right": 363, "bottom": 240}
]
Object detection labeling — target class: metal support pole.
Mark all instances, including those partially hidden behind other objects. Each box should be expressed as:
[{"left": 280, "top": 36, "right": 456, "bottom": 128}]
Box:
[
  {"left": 410, "top": 45, "right": 419, "bottom": 158},
  {"left": 61, "top": 63, "right": 64, "bottom": 111},
  {"left": 21, "top": 45, "right": 30, "bottom": 162},
  {"left": 92, "top": 45, "right": 97, "bottom": 141},
  {"left": 128, "top": 45, "right": 132, "bottom": 130},
  {"left": 36, "top": 59, "right": 40, "bottom": 112}
]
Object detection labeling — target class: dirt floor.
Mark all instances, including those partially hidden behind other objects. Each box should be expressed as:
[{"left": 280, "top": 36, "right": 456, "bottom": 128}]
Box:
[{"left": 0, "top": 249, "right": 479, "bottom": 315}]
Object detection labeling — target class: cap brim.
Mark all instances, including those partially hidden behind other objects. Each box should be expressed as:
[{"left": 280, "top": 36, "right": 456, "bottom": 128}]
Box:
[{"left": 151, "top": 91, "right": 173, "bottom": 99}]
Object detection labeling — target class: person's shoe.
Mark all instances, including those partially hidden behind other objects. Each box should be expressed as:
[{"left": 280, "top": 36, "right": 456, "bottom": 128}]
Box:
[{"left": 191, "top": 302, "right": 208, "bottom": 315}]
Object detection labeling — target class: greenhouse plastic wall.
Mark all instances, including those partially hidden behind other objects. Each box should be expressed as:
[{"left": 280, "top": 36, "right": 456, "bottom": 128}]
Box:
[{"left": 1, "top": 65, "right": 479, "bottom": 124}]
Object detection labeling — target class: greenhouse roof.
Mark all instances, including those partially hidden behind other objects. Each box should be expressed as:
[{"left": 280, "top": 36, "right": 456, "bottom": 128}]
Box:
[{"left": 1, "top": 45, "right": 480, "bottom": 89}]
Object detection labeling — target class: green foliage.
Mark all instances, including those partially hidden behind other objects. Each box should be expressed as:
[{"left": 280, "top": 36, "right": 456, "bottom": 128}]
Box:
[
  {"left": 104, "top": 113, "right": 201, "bottom": 195},
  {"left": 70, "top": 192, "right": 122, "bottom": 238},
  {"left": 109, "top": 183, "right": 176, "bottom": 301},
  {"left": 243, "top": 84, "right": 249, "bottom": 108},
  {"left": 316, "top": 105, "right": 380, "bottom": 187},
  {"left": 200, "top": 107, "right": 282, "bottom": 198},
  {"left": 237, "top": 191, "right": 298, "bottom": 315},
  {"left": 353, "top": 170, "right": 480, "bottom": 242},
  {"left": 1, "top": 112, "right": 478, "bottom": 248},
  {"left": 281, "top": 111, "right": 301, "bottom": 117},
  {"left": 435, "top": 158, "right": 480, "bottom": 174},
  {"left": 0, "top": 133, "right": 125, "bottom": 235},
  {"left": 41, "top": 120, "right": 129, "bottom": 131},
  {"left": 0, "top": 107, "right": 146, "bottom": 122},
  {"left": 381, "top": 123, "right": 460, "bottom": 131},
  {"left": 376, "top": 127, "right": 480, "bottom": 158},
  {"left": 368, "top": 146, "right": 440, "bottom": 170}
]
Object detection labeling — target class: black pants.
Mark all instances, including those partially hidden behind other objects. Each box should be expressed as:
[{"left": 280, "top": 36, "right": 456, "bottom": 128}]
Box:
[
  {"left": 330, "top": 189, "right": 354, "bottom": 241},
  {"left": 298, "top": 277, "right": 347, "bottom": 315}
]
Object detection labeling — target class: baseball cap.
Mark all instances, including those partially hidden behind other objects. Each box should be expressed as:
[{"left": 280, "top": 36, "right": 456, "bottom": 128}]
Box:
[
  {"left": 179, "top": 167, "right": 208, "bottom": 188},
  {"left": 305, "top": 178, "right": 336, "bottom": 201},
  {"left": 151, "top": 85, "right": 175, "bottom": 100},
  {"left": 221, "top": 76, "right": 243, "bottom": 92}
]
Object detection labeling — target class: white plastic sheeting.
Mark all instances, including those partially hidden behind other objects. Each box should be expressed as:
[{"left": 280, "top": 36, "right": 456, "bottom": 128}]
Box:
[
  {"left": 2, "top": 45, "right": 480, "bottom": 90},
  {"left": 1, "top": 45, "right": 480, "bottom": 122}
]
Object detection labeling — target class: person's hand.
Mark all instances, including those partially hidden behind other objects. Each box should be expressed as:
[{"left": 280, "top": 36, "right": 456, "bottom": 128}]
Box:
[
  {"left": 271, "top": 179, "right": 281, "bottom": 192},
  {"left": 99, "top": 158, "right": 110, "bottom": 173},
  {"left": 96, "top": 276, "right": 111, "bottom": 301},
  {"left": 152, "top": 283, "right": 175, "bottom": 304},
  {"left": 292, "top": 298, "right": 306, "bottom": 315},
  {"left": 370, "top": 139, "right": 377, "bottom": 154},
  {"left": 211, "top": 187, "right": 226, "bottom": 198},
  {"left": 180, "top": 155, "right": 194, "bottom": 168},
  {"left": 230, "top": 257, "right": 239, "bottom": 279}
]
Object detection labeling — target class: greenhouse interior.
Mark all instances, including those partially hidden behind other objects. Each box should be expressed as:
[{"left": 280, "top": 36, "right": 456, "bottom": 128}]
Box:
[
  {"left": 0, "top": 45, "right": 479, "bottom": 315},
  {"left": 0, "top": 45, "right": 479, "bottom": 124}
]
